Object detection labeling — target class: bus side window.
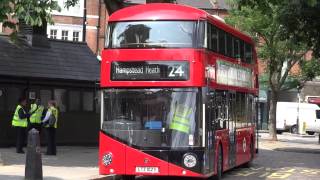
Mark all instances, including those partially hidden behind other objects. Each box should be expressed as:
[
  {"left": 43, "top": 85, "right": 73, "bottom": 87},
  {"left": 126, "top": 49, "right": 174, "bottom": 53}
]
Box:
[
  {"left": 218, "top": 29, "right": 226, "bottom": 55},
  {"left": 207, "top": 23, "right": 212, "bottom": 50},
  {"left": 226, "top": 33, "right": 233, "bottom": 58},
  {"left": 245, "top": 43, "right": 253, "bottom": 64},
  {"left": 211, "top": 25, "right": 218, "bottom": 52},
  {"left": 240, "top": 40, "right": 245, "bottom": 63},
  {"left": 233, "top": 38, "right": 240, "bottom": 59}
]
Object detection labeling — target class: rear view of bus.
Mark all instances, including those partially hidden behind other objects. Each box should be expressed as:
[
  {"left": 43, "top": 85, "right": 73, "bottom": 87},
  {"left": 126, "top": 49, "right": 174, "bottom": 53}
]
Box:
[{"left": 99, "top": 3, "right": 259, "bottom": 180}]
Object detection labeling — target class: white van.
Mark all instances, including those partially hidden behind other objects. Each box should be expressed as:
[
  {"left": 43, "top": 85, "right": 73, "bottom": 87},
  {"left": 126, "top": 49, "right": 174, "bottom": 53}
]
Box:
[{"left": 276, "top": 102, "right": 320, "bottom": 134}]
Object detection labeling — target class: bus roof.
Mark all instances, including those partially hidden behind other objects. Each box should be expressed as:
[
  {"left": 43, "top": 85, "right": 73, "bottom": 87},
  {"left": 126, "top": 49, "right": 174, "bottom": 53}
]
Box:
[
  {"left": 108, "top": 3, "right": 253, "bottom": 43},
  {"left": 109, "top": 3, "right": 207, "bottom": 21}
]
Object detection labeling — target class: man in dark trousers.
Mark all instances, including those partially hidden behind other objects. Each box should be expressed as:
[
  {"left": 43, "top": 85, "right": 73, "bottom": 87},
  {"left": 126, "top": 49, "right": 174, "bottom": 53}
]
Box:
[
  {"left": 12, "top": 97, "right": 30, "bottom": 153},
  {"left": 42, "top": 100, "right": 58, "bottom": 155}
]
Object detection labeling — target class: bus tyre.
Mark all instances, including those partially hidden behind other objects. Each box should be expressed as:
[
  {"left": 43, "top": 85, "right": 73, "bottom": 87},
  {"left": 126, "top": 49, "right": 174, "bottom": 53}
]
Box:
[
  {"left": 276, "top": 130, "right": 283, "bottom": 134},
  {"left": 214, "top": 145, "right": 223, "bottom": 180},
  {"left": 122, "top": 175, "right": 135, "bottom": 180},
  {"left": 306, "top": 131, "right": 315, "bottom": 135}
]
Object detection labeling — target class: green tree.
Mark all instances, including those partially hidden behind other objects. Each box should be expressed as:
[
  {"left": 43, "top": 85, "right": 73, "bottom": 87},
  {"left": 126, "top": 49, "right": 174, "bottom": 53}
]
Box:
[
  {"left": 226, "top": 0, "right": 320, "bottom": 140},
  {"left": 0, "top": 0, "right": 78, "bottom": 32},
  {"left": 242, "top": 0, "right": 320, "bottom": 58}
]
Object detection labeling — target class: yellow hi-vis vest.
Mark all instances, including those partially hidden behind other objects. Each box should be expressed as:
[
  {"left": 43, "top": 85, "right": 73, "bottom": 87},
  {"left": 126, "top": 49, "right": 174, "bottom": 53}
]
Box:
[
  {"left": 169, "top": 105, "right": 192, "bottom": 133},
  {"left": 45, "top": 106, "right": 58, "bottom": 128},
  {"left": 12, "top": 105, "right": 28, "bottom": 127},
  {"left": 30, "top": 104, "right": 44, "bottom": 124}
]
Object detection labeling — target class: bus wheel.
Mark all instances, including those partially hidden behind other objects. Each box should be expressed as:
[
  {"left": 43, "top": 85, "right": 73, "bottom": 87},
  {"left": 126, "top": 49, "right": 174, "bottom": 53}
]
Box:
[
  {"left": 276, "top": 130, "right": 283, "bottom": 134},
  {"left": 306, "top": 131, "right": 315, "bottom": 135},
  {"left": 291, "top": 125, "right": 298, "bottom": 134},
  {"left": 214, "top": 145, "right": 223, "bottom": 180},
  {"left": 122, "top": 175, "right": 135, "bottom": 180}
]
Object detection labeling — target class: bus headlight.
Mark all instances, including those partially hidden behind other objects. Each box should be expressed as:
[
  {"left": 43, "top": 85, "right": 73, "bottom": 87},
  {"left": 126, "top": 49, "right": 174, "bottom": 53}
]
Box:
[
  {"left": 102, "top": 152, "right": 113, "bottom": 166},
  {"left": 183, "top": 153, "right": 197, "bottom": 168}
]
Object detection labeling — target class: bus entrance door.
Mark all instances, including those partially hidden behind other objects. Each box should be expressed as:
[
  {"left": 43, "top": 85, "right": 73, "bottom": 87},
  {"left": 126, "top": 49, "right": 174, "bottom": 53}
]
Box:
[
  {"left": 228, "top": 92, "right": 237, "bottom": 168},
  {"left": 206, "top": 90, "right": 215, "bottom": 174}
]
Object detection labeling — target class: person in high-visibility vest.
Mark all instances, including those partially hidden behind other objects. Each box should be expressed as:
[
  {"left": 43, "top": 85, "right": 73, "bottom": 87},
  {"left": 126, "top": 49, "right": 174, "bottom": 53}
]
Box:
[
  {"left": 42, "top": 100, "right": 58, "bottom": 155},
  {"left": 29, "top": 99, "right": 44, "bottom": 133},
  {"left": 168, "top": 91, "right": 197, "bottom": 148},
  {"left": 169, "top": 104, "right": 195, "bottom": 147},
  {"left": 12, "top": 97, "right": 30, "bottom": 153},
  {"left": 169, "top": 105, "right": 193, "bottom": 134}
]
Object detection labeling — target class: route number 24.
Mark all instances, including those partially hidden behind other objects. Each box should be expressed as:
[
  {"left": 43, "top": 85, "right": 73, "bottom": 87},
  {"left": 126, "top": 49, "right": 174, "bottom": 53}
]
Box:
[{"left": 168, "top": 66, "right": 185, "bottom": 77}]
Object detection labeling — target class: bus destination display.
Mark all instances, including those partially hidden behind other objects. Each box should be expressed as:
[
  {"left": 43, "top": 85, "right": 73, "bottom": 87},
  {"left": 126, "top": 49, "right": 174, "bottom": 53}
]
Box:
[{"left": 111, "top": 61, "right": 189, "bottom": 81}]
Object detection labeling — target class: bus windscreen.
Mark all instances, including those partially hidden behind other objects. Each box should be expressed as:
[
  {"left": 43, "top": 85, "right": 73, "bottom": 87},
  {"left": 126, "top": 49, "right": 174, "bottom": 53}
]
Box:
[
  {"left": 106, "top": 21, "right": 197, "bottom": 48},
  {"left": 102, "top": 88, "right": 202, "bottom": 148}
]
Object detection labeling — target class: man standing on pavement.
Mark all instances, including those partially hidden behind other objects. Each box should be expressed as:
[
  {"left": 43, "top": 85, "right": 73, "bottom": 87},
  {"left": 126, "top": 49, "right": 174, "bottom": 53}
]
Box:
[
  {"left": 12, "top": 97, "right": 30, "bottom": 153},
  {"left": 42, "top": 100, "right": 59, "bottom": 155},
  {"left": 29, "top": 98, "right": 44, "bottom": 133}
]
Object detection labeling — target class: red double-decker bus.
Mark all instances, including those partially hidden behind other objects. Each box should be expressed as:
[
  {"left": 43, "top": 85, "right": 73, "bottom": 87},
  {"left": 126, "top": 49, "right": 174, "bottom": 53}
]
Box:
[{"left": 99, "top": 3, "right": 258, "bottom": 180}]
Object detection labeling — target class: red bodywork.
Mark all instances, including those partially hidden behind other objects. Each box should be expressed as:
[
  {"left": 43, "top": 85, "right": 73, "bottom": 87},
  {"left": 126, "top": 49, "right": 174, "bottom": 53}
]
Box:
[
  {"left": 100, "top": 3, "right": 258, "bottom": 178},
  {"left": 99, "top": 132, "right": 202, "bottom": 177},
  {"left": 99, "top": 127, "right": 256, "bottom": 177}
]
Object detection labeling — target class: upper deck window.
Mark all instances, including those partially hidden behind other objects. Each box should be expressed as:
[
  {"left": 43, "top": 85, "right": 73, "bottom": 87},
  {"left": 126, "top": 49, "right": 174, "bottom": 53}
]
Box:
[
  {"left": 106, "top": 21, "right": 197, "bottom": 48},
  {"left": 206, "top": 22, "right": 254, "bottom": 64}
]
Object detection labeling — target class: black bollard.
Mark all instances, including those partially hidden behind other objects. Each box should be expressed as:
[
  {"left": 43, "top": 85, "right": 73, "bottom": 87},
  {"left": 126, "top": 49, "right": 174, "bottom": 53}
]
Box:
[
  {"left": 318, "top": 133, "right": 320, "bottom": 144},
  {"left": 25, "top": 128, "right": 43, "bottom": 180}
]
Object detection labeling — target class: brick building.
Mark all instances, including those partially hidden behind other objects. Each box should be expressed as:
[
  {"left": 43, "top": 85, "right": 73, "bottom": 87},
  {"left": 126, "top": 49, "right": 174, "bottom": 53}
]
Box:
[
  {"left": 0, "top": 0, "right": 108, "bottom": 57},
  {"left": 48, "top": 0, "right": 108, "bottom": 56}
]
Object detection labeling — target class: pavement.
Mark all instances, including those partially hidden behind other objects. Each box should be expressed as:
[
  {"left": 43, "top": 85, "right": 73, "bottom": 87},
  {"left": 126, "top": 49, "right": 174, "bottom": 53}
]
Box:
[
  {"left": 0, "top": 132, "right": 319, "bottom": 180},
  {"left": 0, "top": 146, "right": 107, "bottom": 180},
  {"left": 258, "top": 132, "right": 320, "bottom": 152}
]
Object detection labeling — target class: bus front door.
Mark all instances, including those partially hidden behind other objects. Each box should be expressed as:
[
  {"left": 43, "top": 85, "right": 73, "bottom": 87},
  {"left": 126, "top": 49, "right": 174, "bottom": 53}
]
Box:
[{"left": 228, "top": 92, "right": 237, "bottom": 168}]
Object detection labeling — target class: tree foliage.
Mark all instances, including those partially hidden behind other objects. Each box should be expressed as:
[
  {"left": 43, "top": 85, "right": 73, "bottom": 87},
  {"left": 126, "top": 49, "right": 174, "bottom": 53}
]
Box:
[
  {"left": 0, "top": 0, "right": 78, "bottom": 30},
  {"left": 225, "top": 0, "right": 320, "bottom": 140},
  {"left": 235, "top": 0, "right": 320, "bottom": 58}
]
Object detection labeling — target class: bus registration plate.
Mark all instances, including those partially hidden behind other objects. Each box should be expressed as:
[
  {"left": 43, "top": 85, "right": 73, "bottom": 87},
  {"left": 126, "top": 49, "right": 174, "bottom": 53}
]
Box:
[{"left": 135, "top": 166, "right": 159, "bottom": 173}]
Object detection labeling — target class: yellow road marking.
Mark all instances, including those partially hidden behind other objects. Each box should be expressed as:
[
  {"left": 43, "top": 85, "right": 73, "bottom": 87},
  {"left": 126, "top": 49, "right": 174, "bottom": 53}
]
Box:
[
  {"left": 233, "top": 170, "right": 257, "bottom": 176},
  {"left": 267, "top": 172, "right": 292, "bottom": 179}
]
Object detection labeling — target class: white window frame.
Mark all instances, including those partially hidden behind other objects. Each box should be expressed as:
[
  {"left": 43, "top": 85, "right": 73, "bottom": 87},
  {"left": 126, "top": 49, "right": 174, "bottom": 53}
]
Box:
[
  {"left": 50, "top": 29, "right": 58, "bottom": 39},
  {"left": 47, "top": 24, "right": 83, "bottom": 42},
  {"left": 73, "top": 31, "right": 80, "bottom": 42},
  {"left": 61, "top": 30, "right": 69, "bottom": 40}
]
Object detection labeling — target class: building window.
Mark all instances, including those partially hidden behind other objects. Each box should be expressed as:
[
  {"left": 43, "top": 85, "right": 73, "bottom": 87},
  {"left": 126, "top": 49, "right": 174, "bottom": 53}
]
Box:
[
  {"left": 54, "top": 89, "right": 67, "bottom": 112},
  {"left": 83, "top": 92, "right": 94, "bottom": 111},
  {"left": 72, "top": 0, "right": 81, "bottom": 14},
  {"left": 73, "top": 31, "right": 79, "bottom": 42},
  {"left": 69, "top": 91, "right": 81, "bottom": 111},
  {"left": 62, "top": 30, "right": 69, "bottom": 40},
  {"left": 7, "top": 87, "right": 22, "bottom": 111},
  {"left": 50, "top": 29, "right": 57, "bottom": 39},
  {"left": 40, "top": 90, "right": 52, "bottom": 107}
]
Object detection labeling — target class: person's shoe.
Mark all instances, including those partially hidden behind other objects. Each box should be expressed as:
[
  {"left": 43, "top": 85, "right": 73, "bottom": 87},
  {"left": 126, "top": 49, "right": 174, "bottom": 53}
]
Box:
[{"left": 16, "top": 150, "right": 25, "bottom": 154}]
